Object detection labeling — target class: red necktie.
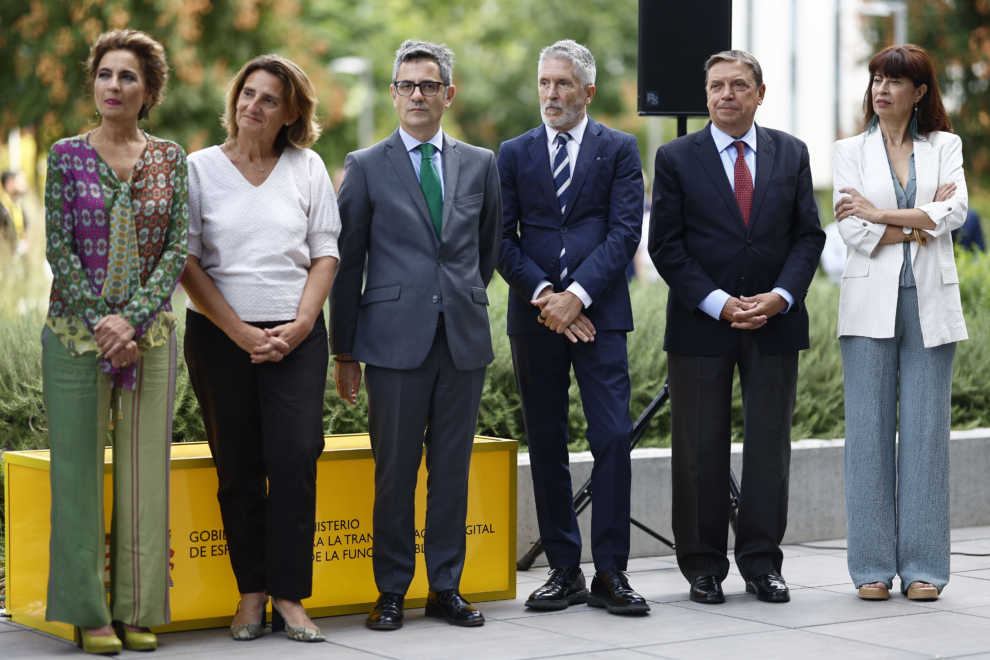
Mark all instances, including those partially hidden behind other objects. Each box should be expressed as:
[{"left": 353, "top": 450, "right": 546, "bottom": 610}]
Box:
[{"left": 733, "top": 141, "right": 753, "bottom": 228}]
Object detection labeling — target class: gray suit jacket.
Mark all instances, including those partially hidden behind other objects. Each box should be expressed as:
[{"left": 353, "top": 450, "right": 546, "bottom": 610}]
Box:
[{"left": 329, "top": 129, "right": 502, "bottom": 371}]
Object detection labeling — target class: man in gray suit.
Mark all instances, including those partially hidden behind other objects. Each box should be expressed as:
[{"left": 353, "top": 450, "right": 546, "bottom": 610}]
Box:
[{"left": 329, "top": 40, "right": 501, "bottom": 631}]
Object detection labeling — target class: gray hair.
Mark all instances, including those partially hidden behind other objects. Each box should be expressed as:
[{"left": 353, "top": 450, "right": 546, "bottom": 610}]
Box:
[
  {"left": 392, "top": 40, "right": 455, "bottom": 86},
  {"left": 704, "top": 50, "right": 763, "bottom": 88},
  {"left": 539, "top": 39, "right": 597, "bottom": 89}
]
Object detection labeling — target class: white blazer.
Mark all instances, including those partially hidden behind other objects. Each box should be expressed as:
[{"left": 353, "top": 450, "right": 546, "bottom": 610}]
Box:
[{"left": 832, "top": 129, "right": 968, "bottom": 348}]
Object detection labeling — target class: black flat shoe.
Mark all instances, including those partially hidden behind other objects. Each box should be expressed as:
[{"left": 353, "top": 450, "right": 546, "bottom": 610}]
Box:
[
  {"left": 366, "top": 592, "right": 405, "bottom": 630},
  {"left": 425, "top": 589, "right": 485, "bottom": 627},
  {"left": 525, "top": 566, "right": 589, "bottom": 610},
  {"left": 689, "top": 575, "right": 725, "bottom": 604},
  {"left": 746, "top": 574, "right": 790, "bottom": 602},
  {"left": 587, "top": 570, "right": 651, "bottom": 614}
]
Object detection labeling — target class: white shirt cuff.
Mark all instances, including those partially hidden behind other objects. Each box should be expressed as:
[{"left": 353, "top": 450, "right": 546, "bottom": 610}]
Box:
[
  {"left": 566, "top": 281, "right": 592, "bottom": 308},
  {"left": 699, "top": 289, "right": 731, "bottom": 320},
  {"left": 533, "top": 280, "right": 552, "bottom": 301},
  {"left": 772, "top": 287, "right": 794, "bottom": 314}
]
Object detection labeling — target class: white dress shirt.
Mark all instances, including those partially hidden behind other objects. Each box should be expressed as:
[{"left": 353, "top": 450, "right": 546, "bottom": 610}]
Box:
[
  {"left": 533, "top": 115, "right": 593, "bottom": 308},
  {"left": 399, "top": 126, "right": 445, "bottom": 199},
  {"left": 697, "top": 122, "right": 794, "bottom": 320}
]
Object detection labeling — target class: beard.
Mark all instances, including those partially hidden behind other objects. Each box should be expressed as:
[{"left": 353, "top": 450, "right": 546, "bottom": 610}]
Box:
[{"left": 541, "top": 97, "right": 585, "bottom": 129}]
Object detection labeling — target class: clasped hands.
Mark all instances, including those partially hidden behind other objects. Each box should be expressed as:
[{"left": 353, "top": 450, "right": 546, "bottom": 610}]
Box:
[
  {"left": 94, "top": 314, "right": 138, "bottom": 368},
  {"left": 532, "top": 286, "right": 596, "bottom": 343},
  {"left": 235, "top": 320, "right": 311, "bottom": 364},
  {"left": 720, "top": 293, "right": 787, "bottom": 331}
]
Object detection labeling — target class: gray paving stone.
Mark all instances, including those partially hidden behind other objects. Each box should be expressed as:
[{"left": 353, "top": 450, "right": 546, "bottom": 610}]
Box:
[
  {"left": 809, "top": 610, "right": 990, "bottom": 658},
  {"left": 668, "top": 585, "right": 928, "bottom": 628},
  {"left": 509, "top": 602, "right": 780, "bottom": 648},
  {"left": 331, "top": 619, "right": 614, "bottom": 660},
  {"left": 951, "top": 543, "right": 990, "bottom": 572},
  {"left": 0, "top": 619, "right": 26, "bottom": 633},
  {"left": 954, "top": 605, "right": 990, "bottom": 619},
  {"left": 951, "top": 526, "right": 990, "bottom": 542},
  {"left": 312, "top": 608, "right": 448, "bottom": 639},
  {"left": 632, "top": 628, "right": 929, "bottom": 660},
  {"left": 729, "top": 552, "right": 852, "bottom": 588},
  {"left": 957, "top": 569, "right": 990, "bottom": 582},
  {"left": 0, "top": 630, "right": 76, "bottom": 659},
  {"left": 531, "top": 651, "right": 656, "bottom": 660}
]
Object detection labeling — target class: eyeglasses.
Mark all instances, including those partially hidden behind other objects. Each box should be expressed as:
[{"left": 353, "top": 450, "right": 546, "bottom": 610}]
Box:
[{"left": 393, "top": 80, "right": 446, "bottom": 97}]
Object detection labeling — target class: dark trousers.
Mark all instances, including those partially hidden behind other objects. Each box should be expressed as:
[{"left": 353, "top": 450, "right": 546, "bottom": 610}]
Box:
[
  {"left": 364, "top": 324, "right": 486, "bottom": 595},
  {"left": 183, "top": 309, "right": 328, "bottom": 600},
  {"left": 668, "top": 331, "right": 797, "bottom": 582},
  {"left": 510, "top": 330, "right": 633, "bottom": 571}
]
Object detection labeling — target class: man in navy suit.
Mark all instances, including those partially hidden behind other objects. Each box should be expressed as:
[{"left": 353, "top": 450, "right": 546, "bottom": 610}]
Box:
[
  {"left": 650, "top": 51, "right": 825, "bottom": 605},
  {"left": 497, "top": 40, "right": 647, "bottom": 614}
]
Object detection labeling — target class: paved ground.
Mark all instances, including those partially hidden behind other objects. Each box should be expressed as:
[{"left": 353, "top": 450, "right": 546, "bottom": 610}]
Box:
[{"left": 4, "top": 526, "right": 990, "bottom": 659}]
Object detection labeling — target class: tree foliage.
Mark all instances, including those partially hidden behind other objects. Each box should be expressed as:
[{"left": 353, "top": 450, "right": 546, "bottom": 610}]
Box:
[
  {"left": 1, "top": 0, "right": 642, "bottom": 170},
  {"left": 868, "top": 0, "right": 990, "bottom": 184}
]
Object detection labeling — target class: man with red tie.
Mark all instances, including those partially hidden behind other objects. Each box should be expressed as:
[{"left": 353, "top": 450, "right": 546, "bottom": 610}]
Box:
[{"left": 649, "top": 51, "right": 825, "bottom": 605}]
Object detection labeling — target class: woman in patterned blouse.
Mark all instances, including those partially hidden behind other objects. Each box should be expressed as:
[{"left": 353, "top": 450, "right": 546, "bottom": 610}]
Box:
[{"left": 42, "top": 30, "right": 187, "bottom": 654}]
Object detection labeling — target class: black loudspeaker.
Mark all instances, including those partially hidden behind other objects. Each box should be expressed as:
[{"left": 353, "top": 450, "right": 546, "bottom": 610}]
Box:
[{"left": 638, "top": 0, "right": 733, "bottom": 116}]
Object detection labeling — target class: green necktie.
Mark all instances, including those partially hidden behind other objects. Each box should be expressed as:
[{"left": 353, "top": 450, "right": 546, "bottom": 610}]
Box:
[{"left": 416, "top": 143, "right": 443, "bottom": 239}]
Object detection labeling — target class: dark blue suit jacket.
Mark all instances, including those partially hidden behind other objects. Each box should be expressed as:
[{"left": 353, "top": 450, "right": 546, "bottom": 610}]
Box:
[
  {"left": 649, "top": 123, "right": 825, "bottom": 356},
  {"left": 497, "top": 117, "right": 643, "bottom": 334}
]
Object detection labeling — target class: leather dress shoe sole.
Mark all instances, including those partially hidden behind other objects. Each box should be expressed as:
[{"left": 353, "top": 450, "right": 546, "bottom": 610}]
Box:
[
  {"left": 586, "top": 593, "right": 651, "bottom": 614},
  {"left": 690, "top": 591, "right": 726, "bottom": 604},
  {"left": 365, "top": 617, "right": 402, "bottom": 631},
  {"left": 424, "top": 602, "right": 485, "bottom": 627},
  {"left": 746, "top": 581, "right": 790, "bottom": 603},
  {"left": 524, "top": 589, "right": 589, "bottom": 610}
]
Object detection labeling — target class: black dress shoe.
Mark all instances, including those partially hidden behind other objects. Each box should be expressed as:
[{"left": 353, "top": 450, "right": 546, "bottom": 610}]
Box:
[
  {"left": 366, "top": 592, "right": 405, "bottom": 630},
  {"left": 587, "top": 570, "right": 651, "bottom": 614},
  {"left": 746, "top": 574, "right": 790, "bottom": 603},
  {"left": 689, "top": 575, "right": 725, "bottom": 604},
  {"left": 525, "top": 566, "right": 589, "bottom": 610},
  {"left": 425, "top": 589, "right": 485, "bottom": 627}
]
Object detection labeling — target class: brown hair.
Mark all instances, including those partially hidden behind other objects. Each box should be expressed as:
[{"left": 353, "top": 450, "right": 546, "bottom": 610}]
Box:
[
  {"left": 222, "top": 55, "right": 322, "bottom": 151},
  {"left": 87, "top": 30, "right": 169, "bottom": 121},
  {"left": 863, "top": 44, "right": 952, "bottom": 135}
]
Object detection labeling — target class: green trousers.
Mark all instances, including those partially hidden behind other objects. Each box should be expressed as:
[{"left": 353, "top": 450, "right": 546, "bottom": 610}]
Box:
[{"left": 42, "top": 327, "right": 175, "bottom": 628}]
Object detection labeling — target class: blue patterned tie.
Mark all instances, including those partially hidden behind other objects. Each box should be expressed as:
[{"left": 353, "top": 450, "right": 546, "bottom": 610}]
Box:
[{"left": 552, "top": 132, "right": 572, "bottom": 283}]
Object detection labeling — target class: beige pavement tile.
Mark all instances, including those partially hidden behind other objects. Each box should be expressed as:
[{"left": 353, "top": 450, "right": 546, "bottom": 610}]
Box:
[
  {"left": 633, "top": 628, "right": 929, "bottom": 660},
  {"left": 509, "top": 602, "right": 780, "bottom": 648},
  {"left": 808, "top": 610, "right": 990, "bottom": 658},
  {"left": 331, "top": 619, "right": 614, "bottom": 660},
  {"left": 669, "top": 585, "right": 928, "bottom": 628}
]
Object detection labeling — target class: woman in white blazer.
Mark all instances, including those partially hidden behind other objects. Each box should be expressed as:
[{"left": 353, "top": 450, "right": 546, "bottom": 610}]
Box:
[{"left": 832, "top": 44, "right": 967, "bottom": 603}]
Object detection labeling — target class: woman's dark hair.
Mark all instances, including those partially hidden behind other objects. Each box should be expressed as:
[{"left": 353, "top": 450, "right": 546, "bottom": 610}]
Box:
[
  {"left": 87, "top": 30, "right": 170, "bottom": 121},
  {"left": 863, "top": 44, "right": 952, "bottom": 137}
]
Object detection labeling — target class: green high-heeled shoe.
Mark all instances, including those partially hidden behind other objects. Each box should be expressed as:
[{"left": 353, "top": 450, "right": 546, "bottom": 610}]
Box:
[
  {"left": 112, "top": 622, "right": 158, "bottom": 651},
  {"left": 75, "top": 626, "right": 123, "bottom": 655},
  {"left": 271, "top": 598, "right": 324, "bottom": 642}
]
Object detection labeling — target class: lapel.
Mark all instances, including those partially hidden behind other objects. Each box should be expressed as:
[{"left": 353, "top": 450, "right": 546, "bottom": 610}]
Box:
[
  {"left": 861, "top": 128, "right": 899, "bottom": 212},
  {"left": 694, "top": 123, "right": 745, "bottom": 229},
  {"left": 747, "top": 124, "right": 776, "bottom": 235},
  {"left": 527, "top": 125, "right": 562, "bottom": 222},
  {"left": 440, "top": 133, "right": 461, "bottom": 243},
  {"left": 562, "top": 117, "right": 604, "bottom": 224},
  {"left": 385, "top": 128, "right": 438, "bottom": 245}
]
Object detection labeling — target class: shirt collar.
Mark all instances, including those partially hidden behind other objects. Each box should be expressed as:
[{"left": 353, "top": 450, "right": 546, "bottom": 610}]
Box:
[
  {"left": 545, "top": 114, "right": 589, "bottom": 146},
  {"left": 710, "top": 121, "right": 757, "bottom": 155},
  {"left": 399, "top": 126, "right": 445, "bottom": 154}
]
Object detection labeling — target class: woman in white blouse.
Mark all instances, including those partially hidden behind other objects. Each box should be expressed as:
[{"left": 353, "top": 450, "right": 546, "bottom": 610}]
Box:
[
  {"left": 180, "top": 55, "right": 340, "bottom": 642},
  {"left": 832, "top": 44, "right": 967, "bottom": 603}
]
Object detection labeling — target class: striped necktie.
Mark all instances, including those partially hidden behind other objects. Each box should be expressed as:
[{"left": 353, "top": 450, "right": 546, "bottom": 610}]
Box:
[{"left": 553, "top": 132, "right": 572, "bottom": 283}]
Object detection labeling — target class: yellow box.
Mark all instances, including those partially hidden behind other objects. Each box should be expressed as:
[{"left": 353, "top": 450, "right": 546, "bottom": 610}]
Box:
[{"left": 3, "top": 434, "right": 517, "bottom": 640}]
